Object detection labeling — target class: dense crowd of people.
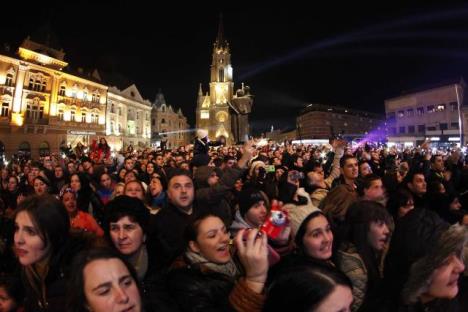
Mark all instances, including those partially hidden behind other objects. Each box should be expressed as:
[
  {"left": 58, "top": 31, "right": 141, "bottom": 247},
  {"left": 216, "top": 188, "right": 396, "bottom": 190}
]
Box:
[{"left": 0, "top": 133, "right": 467, "bottom": 312}]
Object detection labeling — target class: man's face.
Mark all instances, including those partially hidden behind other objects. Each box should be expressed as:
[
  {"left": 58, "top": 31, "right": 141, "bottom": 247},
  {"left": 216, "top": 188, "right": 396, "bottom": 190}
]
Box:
[
  {"left": 313, "top": 166, "right": 324, "bottom": 178},
  {"left": 124, "top": 159, "right": 135, "bottom": 171},
  {"left": 364, "top": 179, "right": 385, "bottom": 201},
  {"left": 341, "top": 158, "right": 359, "bottom": 180},
  {"left": 167, "top": 175, "right": 194, "bottom": 211},
  {"left": 54, "top": 167, "right": 64, "bottom": 178},
  {"left": 408, "top": 174, "right": 427, "bottom": 196},
  {"left": 433, "top": 156, "right": 445, "bottom": 172}
]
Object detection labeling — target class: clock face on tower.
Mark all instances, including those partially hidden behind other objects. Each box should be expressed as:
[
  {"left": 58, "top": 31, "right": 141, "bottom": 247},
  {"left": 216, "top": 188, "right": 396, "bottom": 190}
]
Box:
[{"left": 216, "top": 111, "right": 228, "bottom": 123}]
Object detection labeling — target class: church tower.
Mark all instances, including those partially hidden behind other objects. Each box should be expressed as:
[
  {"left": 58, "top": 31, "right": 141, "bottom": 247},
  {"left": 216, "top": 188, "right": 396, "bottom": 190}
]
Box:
[
  {"left": 196, "top": 15, "right": 254, "bottom": 143},
  {"left": 196, "top": 15, "right": 234, "bottom": 142}
]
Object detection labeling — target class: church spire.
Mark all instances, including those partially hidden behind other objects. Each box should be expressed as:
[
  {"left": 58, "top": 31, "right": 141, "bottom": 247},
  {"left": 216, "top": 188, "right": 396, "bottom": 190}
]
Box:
[
  {"left": 215, "top": 13, "right": 228, "bottom": 49},
  {"left": 198, "top": 83, "right": 203, "bottom": 96}
]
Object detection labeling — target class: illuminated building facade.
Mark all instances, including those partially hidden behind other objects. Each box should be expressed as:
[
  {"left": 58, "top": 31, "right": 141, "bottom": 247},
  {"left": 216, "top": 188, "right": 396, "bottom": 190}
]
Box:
[
  {"left": 151, "top": 91, "right": 190, "bottom": 149},
  {"left": 385, "top": 79, "right": 468, "bottom": 146},
  {"left": 0, "top": 36, "right": 107, "bottom": 158},
  {"left": 106, "top": 84, "right": 152, "bottom": 151},
  {"left": 196, "top": 17, "right": 253, "bottom": 143}
]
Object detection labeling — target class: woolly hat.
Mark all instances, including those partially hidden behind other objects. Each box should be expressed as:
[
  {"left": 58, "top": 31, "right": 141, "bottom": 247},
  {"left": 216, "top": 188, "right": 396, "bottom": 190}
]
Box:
[
  {"left": 283, "top": 188, "right": 320, "bottom": 238},
  {"left": 196, "top": 129, "right": 208, "bottom": 139},
  {"left": 248, "top": 160, "right": 266, "bottom": 177},
  {"left": 238, "top": 188, "right": 268, "bottom": 217},
  {"left": 193, "top": 166, "right": 223, "bottom": 188},
  {"left": 402, "top": 224, "right": 468, "bottom": 304}
]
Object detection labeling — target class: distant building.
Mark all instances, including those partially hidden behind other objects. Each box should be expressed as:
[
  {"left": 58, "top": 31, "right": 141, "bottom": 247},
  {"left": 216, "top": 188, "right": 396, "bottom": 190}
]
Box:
[
  {"left": 385, "top": 79, "right": 468, "bottom": 146},
  {"left": 266, "top": 128, "right": 297, "bottom": 143},
  {"left": 196, "top": 16, "right": 253, "bottom": 144},
  {"left": 0, "top": 34, "right": 107, "bottom": 158},
  {"left": 151, "top": 91, "right": 190, "bottom": 149},
  {"left": 106, "top": 84, "right": 152, "bottom": 151},
  {"left": 297, "top": 104, "right": 385, "bottom": 141}
]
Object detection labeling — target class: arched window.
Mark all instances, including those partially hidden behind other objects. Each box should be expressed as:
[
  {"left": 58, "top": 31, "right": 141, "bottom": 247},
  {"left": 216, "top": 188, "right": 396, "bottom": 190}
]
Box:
[
  {"left": 26, "top": 98, "right": 44, "bottom": 120},
  {"left": 59, "top": 85, "right": 66, "bottom": 96},
  {"left": 18, "top": 141, "right": 31, "bottom": 158},
  {"left": 39, "top": 141, "right": 50, "bottom": 157},
  {"left": 1, "top": 102, "right": 9, "bottom": 117},
  {"left": 161, "top": 118, "right": 166, "bottom": 124},
  {"left": 5, "top": 73, "right": 13, "bottom": 86}
]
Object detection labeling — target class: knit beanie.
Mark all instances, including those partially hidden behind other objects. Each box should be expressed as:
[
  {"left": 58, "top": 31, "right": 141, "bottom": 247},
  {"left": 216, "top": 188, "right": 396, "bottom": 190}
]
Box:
[
  {"left": 238, "top": 188, "right": 268, "bottom": 217},
  {"left": 284, "top": 188, "right": 320, "bottom": 238}
]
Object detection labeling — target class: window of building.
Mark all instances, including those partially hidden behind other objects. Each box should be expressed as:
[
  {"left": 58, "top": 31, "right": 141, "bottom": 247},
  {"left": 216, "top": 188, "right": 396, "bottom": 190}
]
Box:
[
  {"left": 136, "top": 126, "right": 140, "bottom": 134},
  {"left": 1, "top": 102, "right": 9, "bottom": 117},
  {"left": 26, "top": 99, "right": 44, "bottom": 120},
  {"left": 83, "top": 92, "right": 88, "bottom": 101},
  {"left": 219, "top": 68, "right": 224, "bottom": 82},
  {"left": 119, "top": 107, "right": 122, "bottom": 116},
  {"left": 408, "top": 125, "right": 415, "bottom": 133},
  {"left": 70, "top": 110, "right": 76, "bottom": 122},
  {"left": 440, "top": 123, "right": 448, "bottom": 130},
  {"left": 399, "top": 126, "right": 405, "bottom": 134},
  {"left": 110, "top": 121, "right": 115, "bottom": 134},
  {"left": 417, "top": 107, "right": 424, "bottom": 115},
  {"left": 161, "top": 118, "right": 166, "bottom": 124},
  {"left": 136, "top": 111, "right": 139, "bottom": 120},
  {"left": 451, "top": 122, "right": 459, "bottom": 129},
  {"left": 398, "top": 110, "right": 405, "bottom": 118},
  {"left": 118, "top": 123, "right": 122, "bottom": 133},
  {"left": 41, "top": 80, "right": 46, "bottom": 92},
  {"left": 436, "top": 104, "right": 446, "bottom": 112},
  {"left": 59, "top": 85, "right": 66, "bottom": 96},
  {"left": 406, "top": 109, "right": 414, "bottom": 117},
  {"left": 91, "top": 113, "right": 98, "bottom": 123},
  {"left": 427, "top": 105, "right": 435, "bottom": 113},
  {"left": 5, "top": 74, "right": 13, "bottom": 86},
  {"left": 92, "top": 92, "right": 100, "bottom": 103},
  {"left": 152, "top": 118, "right": 155, "bottom": 126},
  {"left": 146, "top": 113, "right": 149, "bottom": 121},
  {"left": 387, "top": 112, "right": 396, "bottom": 123},
  {"left": 391, "top": 127, "right": 397, "bottom": 135},
  {"left": 427, "top": 126, "right": 437, "bottom": 131},
  {"left": 418, "top": 125, "right": 425, "bottom": 133},
  {"left": 111, "top": 104, "right": 115, "bottom": 114},
  {"left": 58, "top": 109, "right": 64, "bottom": 121},
  {"left": 200, "top": 110, "right": 210, "bottom": 120},
  {"left": 449, "top": 102, "right": 458, "bottom": 111},
  {"left": 81, "top": 112, "right": 86, "bottom": 123}
]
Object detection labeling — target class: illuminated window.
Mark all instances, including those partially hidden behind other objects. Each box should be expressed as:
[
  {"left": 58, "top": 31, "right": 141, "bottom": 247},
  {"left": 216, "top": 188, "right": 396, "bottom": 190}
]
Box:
[
  {"left": 70, "top": 110, "right": 76, "bottom": 122},
  {"left": 417, "top": 107, "right": 424, "bottom": 115},
  {"left": 427, "top": 105, "right": 435, "bottom": 113},
  {"left": 5, "top": 74, "right": 13, "bottom": 86},
  {"left": 81, "top": 112, "right": 86, "bottom": 122},
  {"left": 200, "top": 110, "right": 209, "bottom": 119},
  {"left": 397, "top": 110, "right": 404, "bottom": 118},
  {"left": 58, "top": 109, "right": 64, "bottom": 120},
  {"left": 406, "top": 109, "right": 414, "bottom": 117},
  {"left": 436, "top": 104, "right": 446, "bottom": 112},
  {"left": 1, "top": 102, "right": 9, "bottom": 117},
  {"left": 26, "top": 101, "right": 44, "bottom": 120},
  {"left": 59, "top": 85, "right": 66, "bottom": 96}
]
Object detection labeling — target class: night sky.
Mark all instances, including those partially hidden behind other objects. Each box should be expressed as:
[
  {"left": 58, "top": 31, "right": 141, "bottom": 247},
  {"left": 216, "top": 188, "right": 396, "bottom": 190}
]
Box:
[{"left": 2, "top": 1, "right": 468, "bottom": 134}]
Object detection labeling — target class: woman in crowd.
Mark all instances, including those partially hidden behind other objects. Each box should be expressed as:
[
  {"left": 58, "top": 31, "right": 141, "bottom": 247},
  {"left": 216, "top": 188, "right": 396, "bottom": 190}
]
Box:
[
  {"left": 263, "top": 265, "right": 353, "bottom": 312},
  {"left": 124, "top": 180, "right": 146, "bottom": 202},
  {"left": 96, "top": 172, "right": 115, "bottom": 205},
  {"left": 33, "top": 175, "right": 51, "bottom": 196},
  {"left": 399, "top": 224, "right": 467, "bottom": 312},
  {"left": 269, "top": 210, "right": 335, "bottom": 282},
  {"left": 102, "top": 196, "right": 174, "bottom": 311},
  {"left": 1, "top": 175, "right": 20, "bottom": 212},
  {"left": 387, "top": 188, "right": 415, "bottom": 221},
  {"left": 14, "top": 195, "right": 89, "bottom": 311},
  {"left": 69, "top": 173, "right": 104, "bottom": 223},
  {"left": 61, "top": 187, "right": 103, "bottom": 236},
  {"left": 167, "top": 213, "right": 268, "bottom": 311},
  {"left": 335, "top": 200, "right": 392, "bottom": 311},
  {"left": 66, "top": 248, "right": 143, "bottom": 312},
  {"left": 145, "top": 175, "right": 166, "bottom": 215},
  {"left": 112, "top": 182, "right": 125, "bottom": 199}
]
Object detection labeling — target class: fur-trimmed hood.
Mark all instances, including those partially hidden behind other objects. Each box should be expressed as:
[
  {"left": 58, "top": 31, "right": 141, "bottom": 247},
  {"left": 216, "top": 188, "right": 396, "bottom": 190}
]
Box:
[{"left": 402, "top": 224, "right": 468, "bottom": 304}]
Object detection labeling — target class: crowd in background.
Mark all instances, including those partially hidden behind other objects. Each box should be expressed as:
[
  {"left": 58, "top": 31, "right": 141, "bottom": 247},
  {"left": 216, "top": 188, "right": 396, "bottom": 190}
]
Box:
[{"left": 0, "top": 132, "right": 467, "bottom": 312}]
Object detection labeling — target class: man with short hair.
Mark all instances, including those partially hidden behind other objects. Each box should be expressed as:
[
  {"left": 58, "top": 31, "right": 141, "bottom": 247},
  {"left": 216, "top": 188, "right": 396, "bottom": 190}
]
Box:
[{"left": 360, "top": 174, "right": 386, "bottom": 204}]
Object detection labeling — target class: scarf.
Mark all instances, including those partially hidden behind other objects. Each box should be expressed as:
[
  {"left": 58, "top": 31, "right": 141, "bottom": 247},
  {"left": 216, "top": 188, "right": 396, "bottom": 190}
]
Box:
[
  {"left": 151, "top": 191, "right": 166, "bottom": 208},
  {"left": 127, "top": 246, "right": 149, "bottom": 281},
  {"left": 24, "top": 255, "right": 50, "bottom": 309},
  {"left": 185, "top": 250, "right": 240, "bottom": 279}
]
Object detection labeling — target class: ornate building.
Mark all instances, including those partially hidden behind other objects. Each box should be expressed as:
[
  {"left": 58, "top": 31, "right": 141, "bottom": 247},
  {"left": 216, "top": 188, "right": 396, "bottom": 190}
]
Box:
[
  {"left": 106, "top": 84, "right": 152, "bottom": 151},
  {"left": 151, "top": 91, "right": 190, "bottom": 149},
  {"left": 196, "top": 17, "right": 253, "bottom": 143},
  {"left": 0, "top": 36, "right": 107, "bottom": 158}
]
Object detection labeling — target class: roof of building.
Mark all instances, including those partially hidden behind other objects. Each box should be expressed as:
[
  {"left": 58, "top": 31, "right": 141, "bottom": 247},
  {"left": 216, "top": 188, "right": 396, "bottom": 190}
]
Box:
[{"left": 299, "top": 103, "right": 384, "bottom": 119}]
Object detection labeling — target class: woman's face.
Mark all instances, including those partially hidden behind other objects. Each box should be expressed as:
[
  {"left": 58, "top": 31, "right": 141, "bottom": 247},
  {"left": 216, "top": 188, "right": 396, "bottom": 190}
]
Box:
[
  {"left": 33, "top": 179, "right": 47, "bottom": 195},
  {"left": 124, "top": 182, "right": 144, "bottom": 201},
  {"left": 119, "top": 169, "right": 127, "bottom": 180},
  {"left": 149, "top": 178, "right": 162, "bottom": 197},
  {"left": 315, "top": 285, "right": 353, "bottom": 312},
  {"left": 83, "top": 258, "right": 141, "bottom": 312},
  {"left": 114, "top": 185, "right": 125, "bottom": 198},
  {"left": 424, "top": 254, "right": 465, "bottom": 301},
  {"left": 14, "top": 211, "right": 47, "bottom": 266},
  {"left": 190, "top": 216, "right": 230, "bottom": 264},
  {"left": 100, "top": 174, "right": 112, "bottom": 189},
  {"left": 7, "top": 176, "right": 18, "bottom": 192},
  {"left": 70, "top": 175, "right": 81, "bottom": 192},
  {"left": 244, "top": 201, "right": 267, "bottom": 228},
  {"left": 62, "top": 192, "right": 77, "bottom": 215},
  {"left": 146, "top": 163, "right": 155, "bottom": 174},
  {"left": 302, "top": 215, "right": 333, "bottom": 260},
  {"left": 109, "top": 216, "right": 145, "bottom": 256},
  {"left": 368, "top": 221, "right": 390, "bottom": 251}
]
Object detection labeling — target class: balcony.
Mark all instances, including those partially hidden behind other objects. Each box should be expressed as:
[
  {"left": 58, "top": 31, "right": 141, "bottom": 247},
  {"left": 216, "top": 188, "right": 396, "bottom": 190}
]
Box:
[
  {"left": 57, "top": 96, "right": 102, "bottom": 110},
  {"left": 0, "top": 85, "right": 15, "bottom": 96},
  {"left": 24, "top": 117, "right": 48, "bottom": 125}
]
